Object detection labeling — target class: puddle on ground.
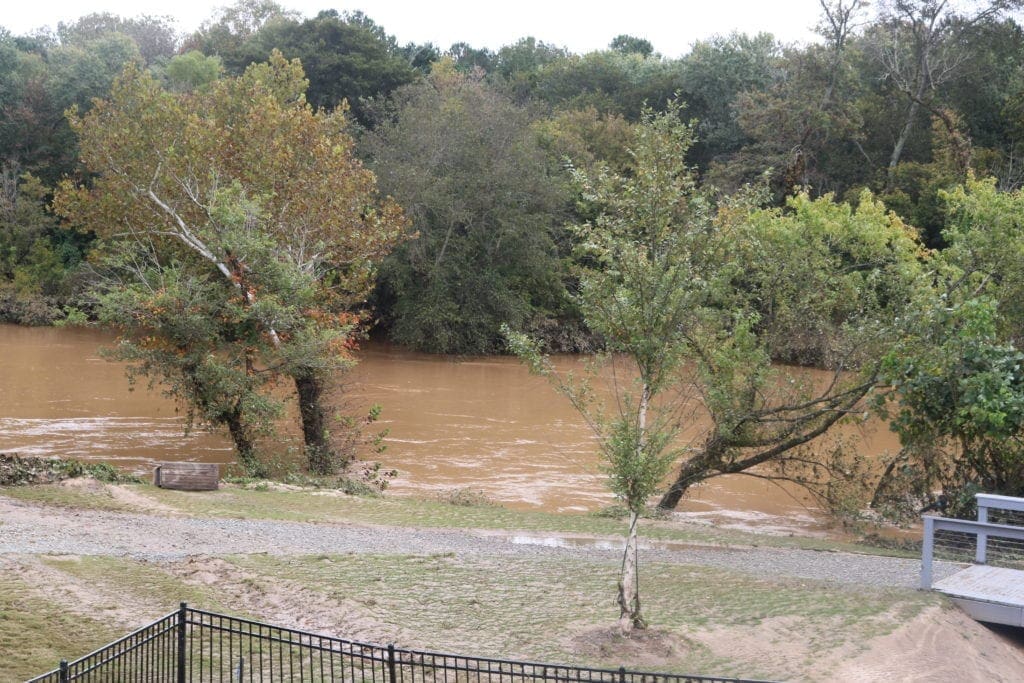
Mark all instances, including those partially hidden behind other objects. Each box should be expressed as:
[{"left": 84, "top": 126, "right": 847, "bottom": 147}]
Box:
[{"left": 503, "top": 533, "right": 727, "bottom": 553}]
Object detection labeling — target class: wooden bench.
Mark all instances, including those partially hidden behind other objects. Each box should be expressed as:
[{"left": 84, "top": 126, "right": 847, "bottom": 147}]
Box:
[{"left": 153, "top": 462, "right": 219, "bottom": 491}]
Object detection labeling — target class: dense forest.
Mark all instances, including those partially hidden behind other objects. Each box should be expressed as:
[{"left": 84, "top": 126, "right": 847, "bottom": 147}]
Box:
[{"left": 5, "top": 0, "right": 1024, "bottom": 517}]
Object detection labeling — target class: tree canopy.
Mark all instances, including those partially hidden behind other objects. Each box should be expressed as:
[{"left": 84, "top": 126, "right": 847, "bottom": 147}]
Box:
[{"left": 55, "top": 52, "right": 406, "bottom": 473}]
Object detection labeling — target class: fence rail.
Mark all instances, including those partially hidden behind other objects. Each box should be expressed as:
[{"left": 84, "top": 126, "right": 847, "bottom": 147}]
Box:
[
  {"left": 28, "top": 604, "right": 772, "bottom": 683},
  {"left": 921, "top": 492, "right": 1024, "bottom": 589}
]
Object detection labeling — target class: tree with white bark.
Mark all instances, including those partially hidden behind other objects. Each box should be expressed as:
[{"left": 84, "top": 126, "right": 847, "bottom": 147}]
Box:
[
  {"left": 505, "top": 102, "right": 705, "bottom": 634},
  {"left": 872, "top": 0, "right": 1023, "bottom": 185}
]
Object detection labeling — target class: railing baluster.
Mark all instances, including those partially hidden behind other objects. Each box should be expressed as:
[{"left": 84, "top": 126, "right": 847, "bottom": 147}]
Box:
[
  {"left": 178, "top": 603, "right": 187, "bottom": 683},
  {"left": 977, "top": 502, "right": 989, "bottom": 564},
  {"left": 921, "top": 515, "right": 935, "bottom": 589}
]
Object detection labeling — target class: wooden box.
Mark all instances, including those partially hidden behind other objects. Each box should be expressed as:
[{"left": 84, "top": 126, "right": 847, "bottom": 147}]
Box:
[{"left": 153, "top": 462, "right": 219, "bottom": 491}]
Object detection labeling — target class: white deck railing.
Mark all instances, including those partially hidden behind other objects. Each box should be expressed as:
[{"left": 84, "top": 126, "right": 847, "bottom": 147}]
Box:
[{"left": 921, "top": 493, "right": 1024, "bottom": 590}]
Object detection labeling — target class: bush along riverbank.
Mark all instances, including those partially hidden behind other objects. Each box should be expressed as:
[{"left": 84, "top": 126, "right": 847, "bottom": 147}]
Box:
[{"left": 0, "top": 453, "right": 138, "bottom": 486}]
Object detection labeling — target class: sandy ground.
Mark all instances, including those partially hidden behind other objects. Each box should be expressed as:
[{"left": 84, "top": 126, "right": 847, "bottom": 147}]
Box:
[{"left": 2, "top": 485, "right": 1024, "bottom": 682}]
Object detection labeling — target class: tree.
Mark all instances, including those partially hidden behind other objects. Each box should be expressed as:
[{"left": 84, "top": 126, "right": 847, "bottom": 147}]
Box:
[
  {"left": 185, "top": 0, "right": 296, "bottom": 68},
  {"left": 0, "top": 28, "right": 142, "bottom": 183},
  {"left": 871, "top": 0, "right": 1023, "bottom": 185},
  {"left": 872, "top": 177, "right": 1024, "bottom": 519},
  {"left": 186, "top": 7, "right": 414, "bottom": 124},
  {"left": 229, "top": 10, "right": 416, "bottom": 123},
  {"left": 875, "top": 297, "right": 1024, "bottom": 519},
  {"left": 941, "top": 176, "right": 1024, "bottom": 343},
  {"left": 364, "top": 62, "right": 569, "bottom": 354},
  {"left": 446, "top": 42, "right": 494, "bottom": 73},
  {"left": 677, "top": 32, "right": 779, "bottom": 170},
  {"left": 55, "top": 53, "right": 407, "bottom": 473},
  {"left": 57, "top": 13, "right": 178, "bottom": 65},
  {"left": 88, "top": 235, "right": 284, "bottom": 474},
  {"left": 713, "top": 2, "right": 868, "bottom": 196},
  {"left": 610, "top": 34, "right": 654, "bottom": 58},
  {"left": 530, "top": 49, "right": 684, "bottom": 120},
  {"left": 532, "top": 106, "right": 635, "bottom": 176},
  {"left": 163, "top": 50, "right": 223, "bottom": 91},
  {"left": 507, "top": 104, "right": 708, "bottom": 634},
  {"left": 0, "top": 164, "right": 77, "bottom": 323},
  {"left": 657, "top": 190, "right": 926, "bottom": 511}
]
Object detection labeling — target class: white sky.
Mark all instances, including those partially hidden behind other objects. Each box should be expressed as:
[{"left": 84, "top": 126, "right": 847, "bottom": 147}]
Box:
[{"left": 4, "top": 1, "right": 826, "bottom": 57}]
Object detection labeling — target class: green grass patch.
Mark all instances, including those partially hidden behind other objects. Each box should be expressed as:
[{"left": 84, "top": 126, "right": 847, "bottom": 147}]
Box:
[
  {"left": 0, "top": 571, "right": 125, "bottom": 681},
  {"left": 0, "top": 483, "right": 138, "bottom": 513},
  {"left": 38, "top": 556, "right": 239, "bottom": 616},
  {"left": 228, "top": 552, "right": 937, "bottom": 681}
]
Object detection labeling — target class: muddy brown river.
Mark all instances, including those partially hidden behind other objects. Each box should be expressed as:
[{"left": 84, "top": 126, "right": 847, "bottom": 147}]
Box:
[{"left": 0, "top": 324, "right": 902, "bottom": 535}]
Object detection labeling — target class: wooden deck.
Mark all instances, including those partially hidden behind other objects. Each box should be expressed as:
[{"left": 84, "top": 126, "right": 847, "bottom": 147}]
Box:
[
  {"left": 933, "top": 564, "right": 1024, "bottom": 626},
  {"left": 922, "top": 493, "right": 1024, "bottom": 627}
]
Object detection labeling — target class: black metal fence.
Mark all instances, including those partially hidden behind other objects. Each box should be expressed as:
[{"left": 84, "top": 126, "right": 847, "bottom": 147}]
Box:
[{"left": 28, "top": 604, "right": 772, "bottom": 683}]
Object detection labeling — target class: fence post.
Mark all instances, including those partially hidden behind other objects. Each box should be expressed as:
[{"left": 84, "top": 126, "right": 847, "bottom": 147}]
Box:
[
  {"left": 177, "top": 602, "right": 187, "bottom": 683},
  {"left": 921, "top": 516, "right": 935, "bottom": 590},
  {"left": 58, "top": 659, "right": 69, "bottom": 683},
  {"left": 618, "top": 666, "right": 626, "bottom": 683},
  {"left": 387, "top": 644, "right": 397, "bottom": 683},
  {"left": 976, "top": 501, "right": 989, "bottom": 564}
]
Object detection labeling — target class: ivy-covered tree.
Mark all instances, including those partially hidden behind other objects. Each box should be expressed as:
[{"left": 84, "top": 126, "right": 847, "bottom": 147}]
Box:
[
  {"left": 89, "top": 235, "right": 284, "bottom": 474},
  {"left": 55, "top": 53, "right": 407, "bottom": 473}
]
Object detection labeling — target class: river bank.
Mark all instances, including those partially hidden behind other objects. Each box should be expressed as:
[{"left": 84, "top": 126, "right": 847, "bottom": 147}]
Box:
[{"left": 2, "top": 479, "right": 1023, "bottom": 681}]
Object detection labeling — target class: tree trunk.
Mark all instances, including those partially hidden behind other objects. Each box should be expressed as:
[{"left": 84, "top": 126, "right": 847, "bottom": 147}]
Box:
[
  {"left": 294, "top": 373, "right": 336, "bottom": 475},
  {"left": 617, "top": 510, "right": 645, "bottom": 634},
  {"left": 886, "top": 95, "right": 922, "bottom": 189},
  {"left": 225, "top": 407, "right": 262, "bottom": 477},
  {"left": 658, "top": 436, "right": 723, "bottom": 510}
]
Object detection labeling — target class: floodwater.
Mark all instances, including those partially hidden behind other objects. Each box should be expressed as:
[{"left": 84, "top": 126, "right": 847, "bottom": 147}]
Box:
[{"left": 0, "top": 324, "right": 903, "bottom": 535}]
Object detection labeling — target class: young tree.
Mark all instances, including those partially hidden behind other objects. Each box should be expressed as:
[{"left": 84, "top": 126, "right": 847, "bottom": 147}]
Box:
[
  {"left": 56, "top": 53, "right": 406, "bottom": 473},
  {"left": 507, "top": 104, "right": 708, "bottom": 634},
  {"left": 510, "top": 112, "right": 927, "bottom": 601}
]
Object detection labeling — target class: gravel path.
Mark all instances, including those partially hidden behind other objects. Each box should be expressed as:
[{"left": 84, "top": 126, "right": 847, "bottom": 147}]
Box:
[{"left": 0, "top": 494, "right": 961, "bottom": 589}]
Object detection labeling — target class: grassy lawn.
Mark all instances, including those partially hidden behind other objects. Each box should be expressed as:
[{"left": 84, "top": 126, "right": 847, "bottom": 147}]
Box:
[
  {"left": 225, "top": 552, "right": 936, "bottom": 681},
  {"left": 0, "top": 480, "right": 938, "bottom": 682},
  {"left": 0, "top": 571, "right": 126, "bottom": 681},
  {"left": 0, "top": 549, "right": 937, "bottom": 683}
]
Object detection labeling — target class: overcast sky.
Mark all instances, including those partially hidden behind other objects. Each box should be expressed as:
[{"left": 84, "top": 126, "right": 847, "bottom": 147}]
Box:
[{"left": 5, "top": 1, "right": 827, "bottom": 57}]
